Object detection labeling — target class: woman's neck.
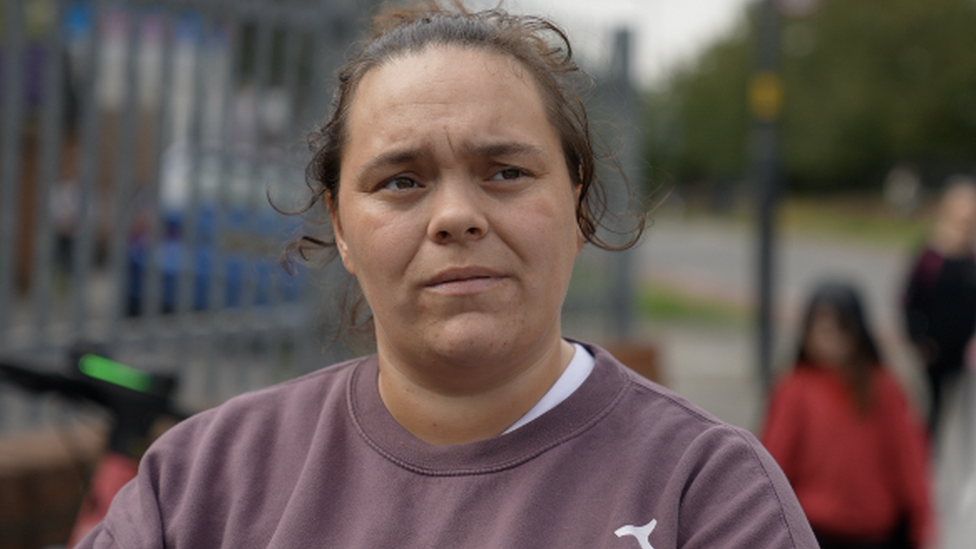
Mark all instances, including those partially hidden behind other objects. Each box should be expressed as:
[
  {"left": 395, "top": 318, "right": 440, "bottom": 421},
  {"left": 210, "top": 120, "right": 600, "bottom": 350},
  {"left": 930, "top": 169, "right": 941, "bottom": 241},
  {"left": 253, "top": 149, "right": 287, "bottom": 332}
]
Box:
[{"left": 375, "top": 337, "right": 575, "bottom": 446}]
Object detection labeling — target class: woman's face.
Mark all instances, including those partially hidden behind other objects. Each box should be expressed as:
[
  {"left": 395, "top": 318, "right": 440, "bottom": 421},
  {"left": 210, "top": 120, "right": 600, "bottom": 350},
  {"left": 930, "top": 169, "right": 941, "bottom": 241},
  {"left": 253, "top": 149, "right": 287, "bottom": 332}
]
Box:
[
  {"left": 332, "top": 46, "right": 584, "bottom": 374},
  {"left": 937, "top": 184, "right": 976, "bottom": 251},
  {"left": 804, "top": 306, "right": 856, "bottom": 368}
]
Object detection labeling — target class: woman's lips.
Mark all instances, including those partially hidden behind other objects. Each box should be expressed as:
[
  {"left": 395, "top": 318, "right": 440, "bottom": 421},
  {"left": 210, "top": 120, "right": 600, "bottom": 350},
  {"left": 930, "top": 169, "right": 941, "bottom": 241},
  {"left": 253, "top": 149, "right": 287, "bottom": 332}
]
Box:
[{"left": 425, "top": 267, "right": 505, "bottom": 295}]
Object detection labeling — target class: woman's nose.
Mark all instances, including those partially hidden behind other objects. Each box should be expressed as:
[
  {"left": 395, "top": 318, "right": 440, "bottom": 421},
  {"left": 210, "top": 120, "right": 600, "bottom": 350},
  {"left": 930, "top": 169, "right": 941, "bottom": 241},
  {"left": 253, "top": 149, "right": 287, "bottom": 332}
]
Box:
[{"left": 427, "top": 179, "right": 489, "bottom": 244}]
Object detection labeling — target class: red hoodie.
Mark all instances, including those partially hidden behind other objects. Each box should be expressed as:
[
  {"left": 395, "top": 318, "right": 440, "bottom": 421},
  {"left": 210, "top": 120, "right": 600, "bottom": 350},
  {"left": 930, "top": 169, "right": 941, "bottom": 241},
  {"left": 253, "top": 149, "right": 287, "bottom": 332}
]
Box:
[{"left": 761, "top": 364, "right": 934, "bottom": 547}]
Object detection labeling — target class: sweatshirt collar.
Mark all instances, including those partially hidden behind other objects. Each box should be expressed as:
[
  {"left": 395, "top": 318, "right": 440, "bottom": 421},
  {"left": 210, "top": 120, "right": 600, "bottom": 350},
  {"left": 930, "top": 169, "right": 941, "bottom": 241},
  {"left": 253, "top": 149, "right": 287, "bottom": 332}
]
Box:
[{"left": 346, "top": 342, "right": 628, "bottom": 476}]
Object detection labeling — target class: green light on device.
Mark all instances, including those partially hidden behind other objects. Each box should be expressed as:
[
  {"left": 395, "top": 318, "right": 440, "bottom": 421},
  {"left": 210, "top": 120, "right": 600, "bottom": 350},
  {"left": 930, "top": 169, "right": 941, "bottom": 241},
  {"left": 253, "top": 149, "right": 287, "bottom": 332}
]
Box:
[{"left": 79, "top": 354, "right": 152, "bottom": 393}]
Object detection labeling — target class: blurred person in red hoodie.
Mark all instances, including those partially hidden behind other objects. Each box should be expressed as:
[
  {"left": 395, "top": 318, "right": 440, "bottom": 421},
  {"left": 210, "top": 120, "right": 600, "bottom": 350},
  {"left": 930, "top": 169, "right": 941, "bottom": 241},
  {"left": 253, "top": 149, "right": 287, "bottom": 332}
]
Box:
[{"left": 762, "top": 282, "right": 934, "bottom": 549}]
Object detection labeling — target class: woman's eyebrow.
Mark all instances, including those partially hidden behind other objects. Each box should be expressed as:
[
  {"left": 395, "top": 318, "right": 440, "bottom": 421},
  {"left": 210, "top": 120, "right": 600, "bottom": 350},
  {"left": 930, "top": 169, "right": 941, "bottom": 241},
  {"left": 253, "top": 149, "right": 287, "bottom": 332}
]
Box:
[
  {"left": 356, "top": 147, "right": 430, "bottom": 179},
  {"left": 463, "top": 141, "right": 547, "bottom": 160},
  {"left": 356, "top": 141, "right": 546, "bottom": 180}
]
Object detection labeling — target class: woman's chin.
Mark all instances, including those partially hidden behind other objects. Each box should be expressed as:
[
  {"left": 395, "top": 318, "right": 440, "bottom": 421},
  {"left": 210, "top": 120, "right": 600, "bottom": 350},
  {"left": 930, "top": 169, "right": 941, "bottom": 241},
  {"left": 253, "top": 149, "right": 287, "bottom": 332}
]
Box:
[
  {"left": 427, "top": 329, "right": 520, "bottom": 368},
  {"left": 377, "top": 310, "right": 560, "bottom": 377}
]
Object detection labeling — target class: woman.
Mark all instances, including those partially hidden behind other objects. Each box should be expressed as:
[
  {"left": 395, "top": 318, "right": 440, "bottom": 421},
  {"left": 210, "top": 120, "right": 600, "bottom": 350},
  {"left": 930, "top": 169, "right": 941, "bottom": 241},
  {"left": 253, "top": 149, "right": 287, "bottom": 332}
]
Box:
[
  {"left": 903, "top": 177, "right": 976, "bottom": 441},
  {"left": 762, "top": 282, "right": 933, "bottom": 549},
  {"left": 76, "top": 4, "right": 818, "bottom": 548}
]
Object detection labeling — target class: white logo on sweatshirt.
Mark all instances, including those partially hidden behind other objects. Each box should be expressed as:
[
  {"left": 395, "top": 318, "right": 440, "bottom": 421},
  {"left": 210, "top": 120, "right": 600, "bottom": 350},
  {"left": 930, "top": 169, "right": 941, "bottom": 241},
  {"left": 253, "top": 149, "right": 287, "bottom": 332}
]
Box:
[{"left": 614, "top": 518, "right": 657, "bottom": 549}]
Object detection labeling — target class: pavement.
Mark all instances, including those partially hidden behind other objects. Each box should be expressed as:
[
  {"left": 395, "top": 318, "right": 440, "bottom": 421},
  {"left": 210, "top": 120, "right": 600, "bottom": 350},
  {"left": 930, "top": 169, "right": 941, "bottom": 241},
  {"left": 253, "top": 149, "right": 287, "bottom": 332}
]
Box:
[
  {"left": 634, "top": 214, "right": 924, "bottom": 426},
  {"left": 632, "top": 214, "right": 975, "bottom": 549}
]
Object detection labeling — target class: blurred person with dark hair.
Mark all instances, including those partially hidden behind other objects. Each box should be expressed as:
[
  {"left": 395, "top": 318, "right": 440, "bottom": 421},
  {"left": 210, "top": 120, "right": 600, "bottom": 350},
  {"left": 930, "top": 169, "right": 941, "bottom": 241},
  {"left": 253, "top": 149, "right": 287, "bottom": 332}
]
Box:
[
  {"left": 762, "top": 282, "right": 934, "bottom": 549},
  {"left": 904, "top": 176, "right": 976, "bottom": 441}
]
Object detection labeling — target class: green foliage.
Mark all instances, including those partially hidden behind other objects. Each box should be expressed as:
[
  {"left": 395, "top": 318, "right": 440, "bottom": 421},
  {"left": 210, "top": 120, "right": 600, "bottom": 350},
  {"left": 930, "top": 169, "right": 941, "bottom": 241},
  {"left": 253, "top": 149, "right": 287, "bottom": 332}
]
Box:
[
  {"left": 644, "top": 0, "right": 976, "bottom": 193},
  {"left": 644, "top": 17, "right": 752, "bottom": 183},
  {"left": 638, "top": 281, "right": 750, "bottom": 328}
]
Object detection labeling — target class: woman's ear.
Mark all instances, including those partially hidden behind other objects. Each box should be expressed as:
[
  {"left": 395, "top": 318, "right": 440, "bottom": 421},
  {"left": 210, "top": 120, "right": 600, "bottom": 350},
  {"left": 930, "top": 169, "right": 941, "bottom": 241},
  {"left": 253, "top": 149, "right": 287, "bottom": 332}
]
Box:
[{"left": 328, "top": 197, "right": 356, "bottom": 276}]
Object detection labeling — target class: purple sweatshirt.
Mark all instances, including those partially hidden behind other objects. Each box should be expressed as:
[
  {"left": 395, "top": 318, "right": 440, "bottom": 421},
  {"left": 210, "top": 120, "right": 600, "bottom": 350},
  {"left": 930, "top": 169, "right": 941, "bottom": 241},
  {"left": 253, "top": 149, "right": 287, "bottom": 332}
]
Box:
[{"left": 77, "top": 342, "right": 818, "bottom": 548}]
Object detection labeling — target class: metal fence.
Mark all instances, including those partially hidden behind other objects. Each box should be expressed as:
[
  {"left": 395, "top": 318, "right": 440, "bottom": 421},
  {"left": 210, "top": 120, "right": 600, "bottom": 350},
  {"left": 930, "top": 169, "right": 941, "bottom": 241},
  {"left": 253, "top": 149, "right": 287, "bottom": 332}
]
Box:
[
  {"left": 0, "top": 0, "right": 376, "bottom": 433},
  {"left": 0, "top": 0, "right": 639, "bottom": 435}
]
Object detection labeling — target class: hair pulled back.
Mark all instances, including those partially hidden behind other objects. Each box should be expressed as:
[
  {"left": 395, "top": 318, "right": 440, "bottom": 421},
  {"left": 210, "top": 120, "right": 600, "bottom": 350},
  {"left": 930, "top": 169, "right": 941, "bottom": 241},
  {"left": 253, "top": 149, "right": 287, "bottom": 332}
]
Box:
[{"left": 291, "top": 1, "right": 643, "bottom": 263}]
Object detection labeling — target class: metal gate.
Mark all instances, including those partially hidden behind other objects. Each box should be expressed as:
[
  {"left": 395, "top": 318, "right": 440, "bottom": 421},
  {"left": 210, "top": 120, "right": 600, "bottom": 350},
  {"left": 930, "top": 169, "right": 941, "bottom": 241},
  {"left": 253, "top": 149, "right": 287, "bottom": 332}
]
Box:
[{"left": 0, "top": 0, "right": 373, "bottom": 433}]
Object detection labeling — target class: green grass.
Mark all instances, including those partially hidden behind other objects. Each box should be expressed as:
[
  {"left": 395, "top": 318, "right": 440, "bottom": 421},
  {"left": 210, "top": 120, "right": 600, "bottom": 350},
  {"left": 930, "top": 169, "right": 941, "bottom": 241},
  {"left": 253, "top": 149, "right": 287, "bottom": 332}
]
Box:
[
  {"left": 778, "top": 197, "right": 930, "bottom": 249},
  {"left": 678, "top": 194, "right": 932, "bottom": 250},
  {"left": 637, "top": 282, "right": 751, "bottom": 328}
]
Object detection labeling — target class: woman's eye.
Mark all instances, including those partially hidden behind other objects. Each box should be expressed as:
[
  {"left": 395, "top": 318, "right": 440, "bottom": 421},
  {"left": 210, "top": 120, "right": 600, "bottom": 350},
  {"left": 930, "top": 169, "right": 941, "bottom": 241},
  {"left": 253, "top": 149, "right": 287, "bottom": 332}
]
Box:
[
  {"left": 490, "top": 167, "right": 527, "bottom": 181},
  {"left": 381, "top": 176, "right": 419, "bottom": 191}
]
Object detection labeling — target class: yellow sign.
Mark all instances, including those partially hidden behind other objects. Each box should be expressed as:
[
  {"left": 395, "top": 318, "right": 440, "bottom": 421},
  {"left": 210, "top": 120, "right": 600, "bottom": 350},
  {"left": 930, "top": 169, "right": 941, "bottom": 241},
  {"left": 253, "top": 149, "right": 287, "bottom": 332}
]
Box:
[{"left": 749, "top": 71, "right": 784, "bottom": 122}]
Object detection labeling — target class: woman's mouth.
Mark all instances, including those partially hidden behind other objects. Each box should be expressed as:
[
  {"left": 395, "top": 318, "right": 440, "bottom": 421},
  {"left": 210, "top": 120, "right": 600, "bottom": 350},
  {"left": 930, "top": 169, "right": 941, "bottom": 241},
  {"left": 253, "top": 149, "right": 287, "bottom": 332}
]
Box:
[{"left": 425, "top": 267, "right": 505, "bottom": 295}]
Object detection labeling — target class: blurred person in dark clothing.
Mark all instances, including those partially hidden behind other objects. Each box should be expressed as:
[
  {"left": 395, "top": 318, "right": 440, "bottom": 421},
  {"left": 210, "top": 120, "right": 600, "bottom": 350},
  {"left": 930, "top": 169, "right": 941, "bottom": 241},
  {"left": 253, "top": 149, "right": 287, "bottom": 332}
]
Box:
[
  {"left": 763, "top": 282, "right": 934, "bottom": 549},
  {"left": 904, "top": 177, "right": 976, "bottom": 441}
]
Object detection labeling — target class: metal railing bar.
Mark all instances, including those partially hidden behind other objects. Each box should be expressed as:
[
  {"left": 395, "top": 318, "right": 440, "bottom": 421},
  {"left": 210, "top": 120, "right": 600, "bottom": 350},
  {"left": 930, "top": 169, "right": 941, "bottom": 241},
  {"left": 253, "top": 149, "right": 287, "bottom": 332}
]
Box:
[
  {"left": 105, "top": 7, "right": 145, "bottom": 346},
  {"left": 28, "top": 0, "right": 68, "bottom": 350},
  {"left": 172, "top": 14, "right": 206, "bottom": 368},
  {"left": 140, "top": 11, "right": 177, "bottom": 348},
  {"left": 230, "top": 18, "right": 274, "bottom": 391},
  {"left": 0, "top": 0, "right": 27, "bottom": 343},
  {"left": 69, "top": 0, "right": 107, "bottom": 342},
  {"left": 203, "top": 13, "right": 240, "bottom": 398}
]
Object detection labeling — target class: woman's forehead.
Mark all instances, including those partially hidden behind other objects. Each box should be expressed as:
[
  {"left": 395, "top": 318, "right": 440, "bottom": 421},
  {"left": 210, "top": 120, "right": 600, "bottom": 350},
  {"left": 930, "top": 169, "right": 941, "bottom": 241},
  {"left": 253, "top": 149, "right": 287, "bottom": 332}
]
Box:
[
  {"left": 354, "top": 46, "right": 540, "bottom": 111},
  {"left": 341, "top": 46, "right": 560, "bottom": 168}
]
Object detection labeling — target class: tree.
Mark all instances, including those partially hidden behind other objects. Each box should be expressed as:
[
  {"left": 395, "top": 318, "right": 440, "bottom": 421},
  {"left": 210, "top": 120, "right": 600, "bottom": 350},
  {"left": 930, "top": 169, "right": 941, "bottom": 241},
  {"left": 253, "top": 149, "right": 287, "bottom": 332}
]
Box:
[
  {"left": 644, "top": 0, "right": 976, "bottom": 194},
  {"left": 643, "top": 18, "right": 752, "bottom": 188}
]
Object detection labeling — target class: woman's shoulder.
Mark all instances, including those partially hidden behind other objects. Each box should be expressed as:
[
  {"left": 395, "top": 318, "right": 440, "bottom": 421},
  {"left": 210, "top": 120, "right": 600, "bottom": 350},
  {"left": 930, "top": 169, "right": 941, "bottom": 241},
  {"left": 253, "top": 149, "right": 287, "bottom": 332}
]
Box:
[
  {"left": 586, "top": 342, "right": 764, "bottom": 449},
  {"left": 586, "top": 343, "right": 814, "bottom": 543},
  {"left": 150, "top": 355, "right": 372, "bottom": 456},
  {"left": 208, "top": 355, "right": 364, "bottom": 413}
]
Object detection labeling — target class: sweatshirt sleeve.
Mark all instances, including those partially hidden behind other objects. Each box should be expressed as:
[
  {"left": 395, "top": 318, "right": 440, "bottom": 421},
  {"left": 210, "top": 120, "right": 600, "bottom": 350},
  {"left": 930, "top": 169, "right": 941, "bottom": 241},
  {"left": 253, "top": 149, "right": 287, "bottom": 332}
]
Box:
[
  {"left": 672, "top": 424, "right": 820, "bottom": 549},
  {"left": 72, "top": 409, "right": 215, "bottom": 549},
  {"left": 71, "top": 470, "right": 166, "bottom": 549},
  {"left": 72, "top": 525, "right": 122, "bottom": 549}
]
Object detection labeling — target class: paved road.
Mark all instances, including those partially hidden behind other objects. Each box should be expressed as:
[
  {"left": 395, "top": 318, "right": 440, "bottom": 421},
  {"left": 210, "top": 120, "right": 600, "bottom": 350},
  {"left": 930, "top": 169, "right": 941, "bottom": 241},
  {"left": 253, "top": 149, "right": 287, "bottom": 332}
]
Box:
[
  {"left": 633, "top": 214, "right": 923, "bottom": 424},
  {"left": 637, "top": 215, "right": 913, "bottom": 334},
  {"left": 632, "top": 215, "right": 975, "bottom": 548}
]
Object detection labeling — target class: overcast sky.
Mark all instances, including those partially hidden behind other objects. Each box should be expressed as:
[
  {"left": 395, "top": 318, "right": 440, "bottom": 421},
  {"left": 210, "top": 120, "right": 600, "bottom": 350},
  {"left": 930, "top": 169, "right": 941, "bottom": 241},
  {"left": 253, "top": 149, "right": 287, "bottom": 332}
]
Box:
[{"left": 471, "top": 0, "right": 756, "bottom": 89}]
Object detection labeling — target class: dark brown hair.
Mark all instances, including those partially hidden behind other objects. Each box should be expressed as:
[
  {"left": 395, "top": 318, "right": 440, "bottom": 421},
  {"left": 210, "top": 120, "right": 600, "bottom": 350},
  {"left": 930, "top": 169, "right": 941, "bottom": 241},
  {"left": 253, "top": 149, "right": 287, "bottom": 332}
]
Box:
[{"left": 285, "top": 1, "right": 645, "bottom": 339}]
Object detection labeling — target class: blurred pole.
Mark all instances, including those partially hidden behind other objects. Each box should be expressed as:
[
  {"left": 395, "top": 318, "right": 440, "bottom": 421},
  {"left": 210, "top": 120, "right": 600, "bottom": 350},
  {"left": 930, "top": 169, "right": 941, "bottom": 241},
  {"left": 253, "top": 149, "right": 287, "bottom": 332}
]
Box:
[
  {"left": 609, "top": 27, "right": 637, "bottom": 341},
  {"left": 0, "top": 0, "right": 26, "bottom": 343},
  {"left": 750, "top": 0, "right": 783, "bottom": 394}
]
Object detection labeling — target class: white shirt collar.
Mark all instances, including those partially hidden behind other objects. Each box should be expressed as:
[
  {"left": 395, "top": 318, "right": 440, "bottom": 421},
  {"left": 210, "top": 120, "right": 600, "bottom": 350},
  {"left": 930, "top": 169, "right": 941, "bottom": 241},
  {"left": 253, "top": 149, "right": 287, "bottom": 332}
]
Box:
[{"left": 502, "top": 342, "right": 595, "bottom": 434}]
